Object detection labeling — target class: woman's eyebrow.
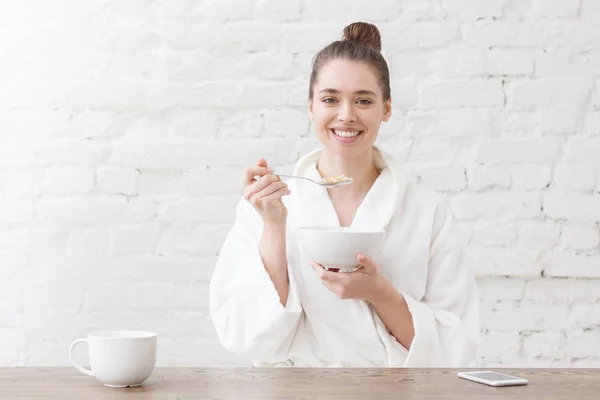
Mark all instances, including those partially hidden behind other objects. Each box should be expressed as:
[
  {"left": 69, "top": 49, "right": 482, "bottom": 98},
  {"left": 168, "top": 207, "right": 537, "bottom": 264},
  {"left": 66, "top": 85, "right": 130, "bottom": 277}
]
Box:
[{"left": 318, "top": 88, "right": 378, "bottom": 97}]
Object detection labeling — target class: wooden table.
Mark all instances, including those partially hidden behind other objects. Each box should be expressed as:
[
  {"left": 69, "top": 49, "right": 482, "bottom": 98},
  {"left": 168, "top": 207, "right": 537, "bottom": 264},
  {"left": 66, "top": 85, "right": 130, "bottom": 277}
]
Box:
[{"left": 0, "top": 367, "right": 598, "bottom": 399}]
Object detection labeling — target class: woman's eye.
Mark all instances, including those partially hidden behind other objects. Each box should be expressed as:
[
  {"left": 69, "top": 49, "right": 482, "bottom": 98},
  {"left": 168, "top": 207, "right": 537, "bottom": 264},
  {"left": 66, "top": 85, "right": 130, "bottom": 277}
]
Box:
[
  {"left": 357, "top": 99, "right": 373, "bottom": 105},
  {"left": 322, "top": 98, "right": 337, "bottom": 104}
]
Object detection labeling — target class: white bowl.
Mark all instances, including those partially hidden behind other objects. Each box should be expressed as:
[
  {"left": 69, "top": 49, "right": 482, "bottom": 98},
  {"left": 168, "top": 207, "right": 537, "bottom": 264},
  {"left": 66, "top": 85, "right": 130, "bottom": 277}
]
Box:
[{"left": 296, "top": 226, "right": 385, "bottom": 271}]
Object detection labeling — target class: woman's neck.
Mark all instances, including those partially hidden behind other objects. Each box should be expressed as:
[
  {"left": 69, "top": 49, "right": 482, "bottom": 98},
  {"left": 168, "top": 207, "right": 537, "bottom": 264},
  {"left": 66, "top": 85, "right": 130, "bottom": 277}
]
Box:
[{"left": 316, "top": 147, "right": 380, "bottom": 201}]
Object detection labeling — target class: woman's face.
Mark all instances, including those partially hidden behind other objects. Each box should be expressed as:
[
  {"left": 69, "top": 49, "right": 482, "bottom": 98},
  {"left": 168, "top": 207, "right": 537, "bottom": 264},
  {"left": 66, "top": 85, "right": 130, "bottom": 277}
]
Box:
[{"left": 309, "top": 59, "right": 391, "bottom": 158}]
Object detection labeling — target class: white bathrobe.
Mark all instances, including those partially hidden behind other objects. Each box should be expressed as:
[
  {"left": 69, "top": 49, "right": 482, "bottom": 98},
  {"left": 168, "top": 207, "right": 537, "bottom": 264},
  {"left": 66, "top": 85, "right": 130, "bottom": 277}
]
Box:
[{"left": 209, "top": 147, "right": 479, "bottom": 367}]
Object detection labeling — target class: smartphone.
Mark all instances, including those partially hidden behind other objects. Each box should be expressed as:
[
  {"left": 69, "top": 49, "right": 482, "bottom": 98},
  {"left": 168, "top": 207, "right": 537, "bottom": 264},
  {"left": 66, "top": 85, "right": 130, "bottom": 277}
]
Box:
[{"left": 457, "top": 371, "right": 528, "bottom": 387}]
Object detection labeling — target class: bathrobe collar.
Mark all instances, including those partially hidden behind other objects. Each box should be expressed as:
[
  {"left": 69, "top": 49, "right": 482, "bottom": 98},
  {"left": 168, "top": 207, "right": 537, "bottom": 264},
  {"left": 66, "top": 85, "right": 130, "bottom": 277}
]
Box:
[{"left": 290, "top": 146, "right": 408, "bottom": 231}]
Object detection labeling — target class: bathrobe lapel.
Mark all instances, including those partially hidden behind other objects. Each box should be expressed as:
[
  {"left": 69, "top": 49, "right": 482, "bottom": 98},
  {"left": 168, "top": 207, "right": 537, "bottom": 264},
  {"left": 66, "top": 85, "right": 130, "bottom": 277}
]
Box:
[{"left": 290, "top": 146, "right": 407, "bottom": 232}]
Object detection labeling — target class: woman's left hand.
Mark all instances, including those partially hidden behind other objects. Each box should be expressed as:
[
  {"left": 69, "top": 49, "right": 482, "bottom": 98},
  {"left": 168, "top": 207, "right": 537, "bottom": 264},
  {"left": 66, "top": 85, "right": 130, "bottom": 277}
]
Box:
[{"left": 310, "top": 253, "right": 387, "bottom": 302}]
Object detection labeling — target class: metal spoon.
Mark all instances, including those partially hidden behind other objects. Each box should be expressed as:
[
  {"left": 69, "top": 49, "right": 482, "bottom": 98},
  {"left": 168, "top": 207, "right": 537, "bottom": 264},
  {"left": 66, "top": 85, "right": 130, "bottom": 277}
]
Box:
[{"left": 275, "top": 174, "right": 354, "bottom": 189}]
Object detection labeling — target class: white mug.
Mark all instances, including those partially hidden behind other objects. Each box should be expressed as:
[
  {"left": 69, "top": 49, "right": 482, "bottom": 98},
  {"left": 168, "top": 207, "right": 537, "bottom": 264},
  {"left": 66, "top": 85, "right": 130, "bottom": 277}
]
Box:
[{"left": 69, "top": 330, "right": 158, "bottom": 388}]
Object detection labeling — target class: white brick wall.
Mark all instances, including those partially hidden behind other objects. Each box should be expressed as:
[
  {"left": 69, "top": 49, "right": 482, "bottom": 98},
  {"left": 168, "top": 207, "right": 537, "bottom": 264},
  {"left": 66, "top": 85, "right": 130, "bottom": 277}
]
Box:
[{"left": 1, "top": 0, "right": 599, "bottom": 368}]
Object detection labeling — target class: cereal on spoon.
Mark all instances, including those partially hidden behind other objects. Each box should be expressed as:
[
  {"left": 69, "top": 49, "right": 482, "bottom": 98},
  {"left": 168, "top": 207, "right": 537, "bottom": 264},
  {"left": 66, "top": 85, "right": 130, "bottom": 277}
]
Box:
[{"left": 319, "top": 174, "right": 353, "bottom": 185}]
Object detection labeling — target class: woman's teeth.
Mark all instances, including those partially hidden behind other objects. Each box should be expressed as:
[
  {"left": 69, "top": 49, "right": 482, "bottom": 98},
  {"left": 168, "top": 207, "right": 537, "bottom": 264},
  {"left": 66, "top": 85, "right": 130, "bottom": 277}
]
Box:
[{"left": 332, "top": 129, "right": 361, "bottom": 138}]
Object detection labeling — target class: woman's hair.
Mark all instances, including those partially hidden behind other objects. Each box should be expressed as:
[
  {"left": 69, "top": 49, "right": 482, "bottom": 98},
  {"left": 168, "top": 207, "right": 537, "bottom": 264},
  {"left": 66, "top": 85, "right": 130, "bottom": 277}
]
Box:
[{"left": 308, "top": 22, "right": 391, "bottom": 101}]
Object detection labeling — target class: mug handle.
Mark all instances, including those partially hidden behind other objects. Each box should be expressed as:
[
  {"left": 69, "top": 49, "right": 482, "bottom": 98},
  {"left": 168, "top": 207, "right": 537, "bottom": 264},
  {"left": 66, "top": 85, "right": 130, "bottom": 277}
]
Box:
[{"left": 69, "top": 338, "right": 94, "bottom": 376}]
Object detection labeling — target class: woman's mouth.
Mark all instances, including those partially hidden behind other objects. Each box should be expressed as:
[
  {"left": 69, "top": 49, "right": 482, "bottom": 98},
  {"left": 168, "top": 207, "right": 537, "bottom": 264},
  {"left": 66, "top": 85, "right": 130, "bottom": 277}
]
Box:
[{"left": 330, "top": 129, "right": 363, "bottom": 143}]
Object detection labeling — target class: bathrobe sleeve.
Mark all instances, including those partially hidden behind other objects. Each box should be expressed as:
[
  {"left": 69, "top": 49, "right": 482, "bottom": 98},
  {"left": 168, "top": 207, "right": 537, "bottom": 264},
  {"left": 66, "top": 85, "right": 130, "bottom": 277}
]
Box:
[
  {"left": 209, "top": 198, "right": 302, "bottom": 362},
  {"left": 402, "top": 198, "right": 480, "bottom": 367}
]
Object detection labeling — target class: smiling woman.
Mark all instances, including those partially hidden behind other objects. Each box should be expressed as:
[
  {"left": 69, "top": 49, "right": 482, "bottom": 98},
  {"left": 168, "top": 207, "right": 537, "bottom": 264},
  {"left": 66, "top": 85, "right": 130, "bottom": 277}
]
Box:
[
  {"left": 309, "top": 23, "right": 391, "bottom": 166},
  {"left": 310, "top": 59, "right": 390, "bottom": 155},
  {"left": 210, "top": 22, "right": 480, "bottom": 368}
]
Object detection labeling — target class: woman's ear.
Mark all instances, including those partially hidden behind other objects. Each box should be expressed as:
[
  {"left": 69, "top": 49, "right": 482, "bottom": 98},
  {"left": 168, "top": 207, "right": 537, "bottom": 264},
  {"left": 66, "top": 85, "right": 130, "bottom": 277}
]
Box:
[
  {"left": 308, "top": 101, "right": 314, "bottom": 121},
  {"left": 382, "top": 99, "right": 392, "bottom": 122}
]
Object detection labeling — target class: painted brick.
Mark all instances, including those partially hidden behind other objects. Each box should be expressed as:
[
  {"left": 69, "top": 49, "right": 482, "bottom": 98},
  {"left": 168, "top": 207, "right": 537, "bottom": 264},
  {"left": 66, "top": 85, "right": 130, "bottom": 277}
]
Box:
[
  {"left": 541, "top": 252, "right": 600, "bottom": 278},
  {"left": 560, "top": 224, "right": 600, "bottom": 250},
  {"left": 477, "top": 139, "right": 559, "bottom": 164},
  {"left": 420, "top": 79, "right": 504, "bottom": 107},
  {"left": 553, "top": 166, "right": 596, "bottom": 191},
  {"left": 2, "top": 1, "right": 600, "bottom": 369},
  {"left": 543, "top": 192, "right": 600, "bottom": 223}
]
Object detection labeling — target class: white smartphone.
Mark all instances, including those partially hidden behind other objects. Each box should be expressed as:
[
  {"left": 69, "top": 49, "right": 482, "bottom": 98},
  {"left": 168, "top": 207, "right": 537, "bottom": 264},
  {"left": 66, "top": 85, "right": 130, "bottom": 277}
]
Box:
[{"left": 457, "top": 371, "right": 528, "bottom": 387}]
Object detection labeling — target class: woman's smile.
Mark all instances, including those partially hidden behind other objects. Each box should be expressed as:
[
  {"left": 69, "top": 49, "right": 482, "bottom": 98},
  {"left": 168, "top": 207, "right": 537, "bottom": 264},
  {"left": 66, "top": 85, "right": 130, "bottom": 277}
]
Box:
[{"left": 329, "top": 128, "right": 364, "bottom": 143}]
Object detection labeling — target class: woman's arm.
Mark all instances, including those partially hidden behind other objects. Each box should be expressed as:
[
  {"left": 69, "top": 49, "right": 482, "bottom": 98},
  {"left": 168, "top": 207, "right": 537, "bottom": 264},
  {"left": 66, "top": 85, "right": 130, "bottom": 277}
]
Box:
[
  {"left": 369, "top": 279, "right": 415, "bottom": 350},
  {"left": 260, "top": 222, "right": 289, "bottom": 306},
  {"left": 210, "top": 199, "right": 302, "bottom": 360},
  {"left": 311, "top": 197, "right": 479, "bottom": 367}
]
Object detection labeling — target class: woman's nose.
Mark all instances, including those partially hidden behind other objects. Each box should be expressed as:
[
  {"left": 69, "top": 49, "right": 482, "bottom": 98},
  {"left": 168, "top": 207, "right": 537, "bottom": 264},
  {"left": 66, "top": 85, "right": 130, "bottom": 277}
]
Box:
[{"left": 337, "top": 103, "right": 356, "bottom": 122}]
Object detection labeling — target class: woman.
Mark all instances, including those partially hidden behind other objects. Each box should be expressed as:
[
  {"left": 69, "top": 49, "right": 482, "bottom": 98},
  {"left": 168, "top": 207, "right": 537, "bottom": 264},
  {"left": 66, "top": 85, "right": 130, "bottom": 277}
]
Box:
[{"left": 210, "top": 22, "right": 479, "bottom": 367}]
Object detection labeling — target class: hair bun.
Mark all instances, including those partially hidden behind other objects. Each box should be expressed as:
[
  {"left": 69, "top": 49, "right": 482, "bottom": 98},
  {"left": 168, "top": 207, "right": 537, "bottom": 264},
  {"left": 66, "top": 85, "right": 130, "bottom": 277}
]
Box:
[{"left": 342, "top": 22, "right": 382, "bottom": 52}]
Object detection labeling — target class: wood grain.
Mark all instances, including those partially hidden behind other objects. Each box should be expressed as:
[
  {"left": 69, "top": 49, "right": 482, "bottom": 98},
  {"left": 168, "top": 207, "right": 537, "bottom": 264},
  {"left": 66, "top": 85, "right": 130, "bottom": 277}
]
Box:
[{"left": 0, "top": 367, "right": 598, "bottom": 399}]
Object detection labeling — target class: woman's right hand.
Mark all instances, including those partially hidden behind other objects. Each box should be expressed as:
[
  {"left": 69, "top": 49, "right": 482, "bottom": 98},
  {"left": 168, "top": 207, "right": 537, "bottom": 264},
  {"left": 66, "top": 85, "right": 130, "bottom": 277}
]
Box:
[{"left": 242, "top": 158, "right": 291, "bottom": 226}]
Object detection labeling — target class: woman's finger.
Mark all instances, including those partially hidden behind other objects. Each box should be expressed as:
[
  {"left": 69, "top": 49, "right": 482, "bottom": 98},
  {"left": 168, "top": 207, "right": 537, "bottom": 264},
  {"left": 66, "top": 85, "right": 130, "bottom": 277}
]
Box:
[
  {"left": 243, "top": 175, "right": 281, "bottom": 199},
  {"left": 248, "top": 186, "right": 291, "bottom": 207},
  {"left": 243, "top": 165, "right": 273, "bottom": 185},
  {"left": 257, "top": 158, "right": 268, "bottom": 168},
  {"left": 324, "top": 270, "right": 350, "bottom": 286},
  {"left": 251, "top": 174, "right": 282, "bottom": 192},
  {"left": 248, "top": 181, "right": 288, "bottom": 203},
  {"left": 310, "top": 261, "right": 327, "bottom": 279},
  {"left": 311, "top": 262, "right": 346, "bottom": 283}
]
